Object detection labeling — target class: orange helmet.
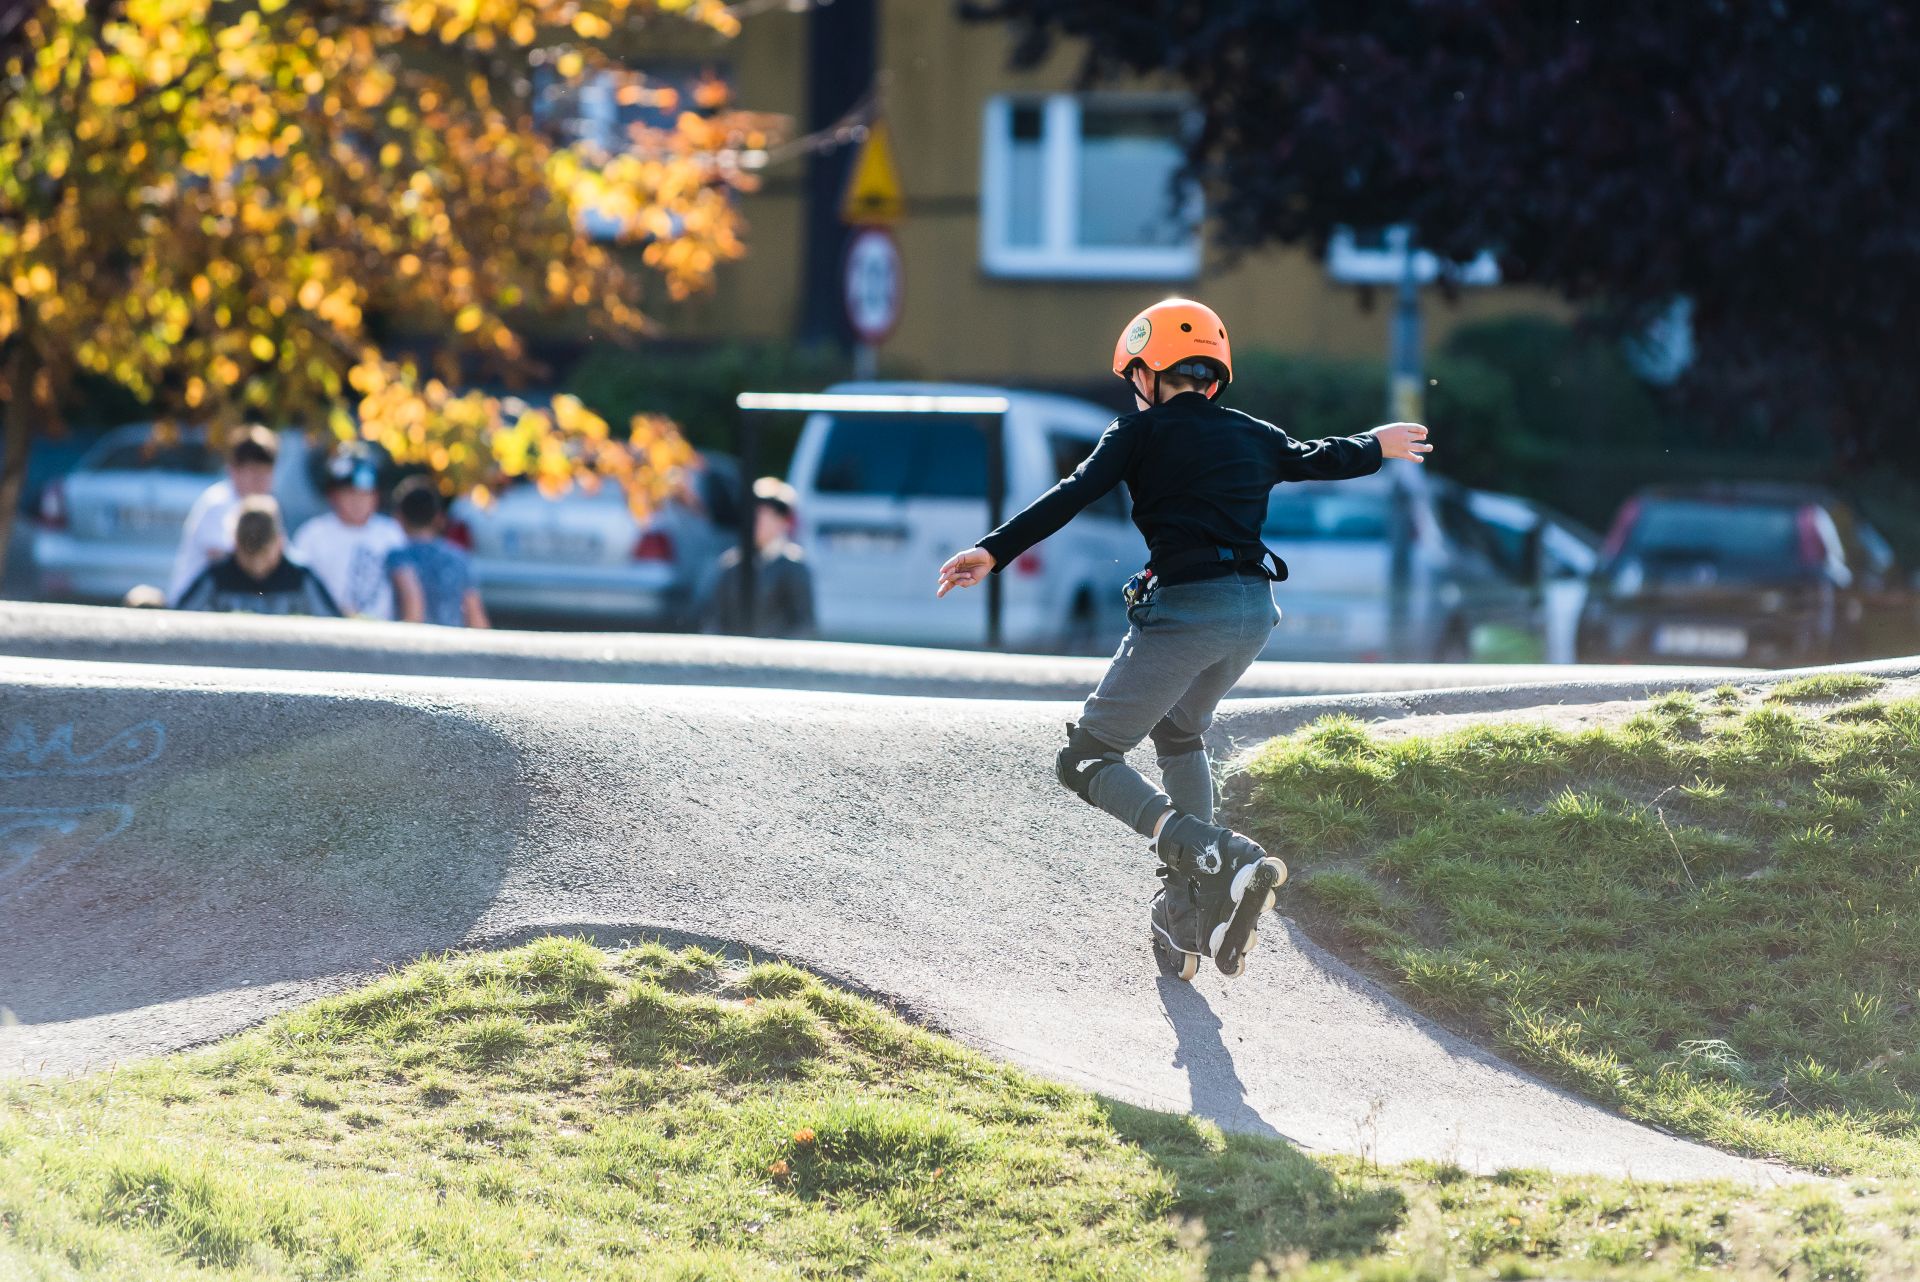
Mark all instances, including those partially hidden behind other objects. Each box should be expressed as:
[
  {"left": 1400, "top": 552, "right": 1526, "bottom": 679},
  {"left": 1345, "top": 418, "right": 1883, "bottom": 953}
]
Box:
[{"left": 1112, "top": 298, "right": 1233, "bottom": 392}]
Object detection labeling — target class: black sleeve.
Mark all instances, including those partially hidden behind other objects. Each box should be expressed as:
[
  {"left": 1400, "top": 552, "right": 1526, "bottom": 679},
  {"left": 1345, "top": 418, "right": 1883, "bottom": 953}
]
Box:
[
  {"left": 174, "top": 567, "right": 217, "bottom": 612},
  {"left": 1269, "top": 425, "right": 1384, "bottom": 482},
  {"left": 977, "top": 419, "right": 1138, "bottom": 573}
]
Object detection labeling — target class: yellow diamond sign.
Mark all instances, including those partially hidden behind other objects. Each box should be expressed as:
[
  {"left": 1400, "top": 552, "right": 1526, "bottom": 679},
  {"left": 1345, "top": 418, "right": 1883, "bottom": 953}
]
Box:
[{"left": 840, "top": 119, "right": 904, "bottom": 226}]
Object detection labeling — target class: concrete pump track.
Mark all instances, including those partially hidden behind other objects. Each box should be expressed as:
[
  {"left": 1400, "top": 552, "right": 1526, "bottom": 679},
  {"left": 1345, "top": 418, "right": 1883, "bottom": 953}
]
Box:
[{"left": 14, "top": 605, "right": 1912, "bottom": 1183}]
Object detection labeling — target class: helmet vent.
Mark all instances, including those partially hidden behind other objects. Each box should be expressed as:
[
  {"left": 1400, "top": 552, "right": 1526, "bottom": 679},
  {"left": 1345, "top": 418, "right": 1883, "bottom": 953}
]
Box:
[{"left": 1180, "top": 322, "right": 1192, "bottom": 331}]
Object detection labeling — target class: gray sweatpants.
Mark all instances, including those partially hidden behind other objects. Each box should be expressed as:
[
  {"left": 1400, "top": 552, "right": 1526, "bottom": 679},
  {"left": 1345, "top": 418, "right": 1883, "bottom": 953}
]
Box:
[{"left": 1076, "top": 572, "right": 1279, "bottom": 836}]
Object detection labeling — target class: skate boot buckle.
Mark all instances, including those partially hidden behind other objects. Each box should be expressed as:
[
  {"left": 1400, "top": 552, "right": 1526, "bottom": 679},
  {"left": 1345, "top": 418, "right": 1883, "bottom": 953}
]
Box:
[{"left": 1194, "top": 842, "right": 1222, "bottom": 875}]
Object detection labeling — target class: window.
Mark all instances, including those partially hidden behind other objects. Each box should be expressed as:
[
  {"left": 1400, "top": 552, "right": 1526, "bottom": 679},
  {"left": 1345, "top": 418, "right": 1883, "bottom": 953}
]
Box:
[
  {"left": 1263, "top": 490, "right": 1392, "bottom": 542},
  {"left": 981, "top": 95, "right": 1200, "bottom": 280},
  {"left": 815, "top": 417, "right": 989, "bottom": 500}
]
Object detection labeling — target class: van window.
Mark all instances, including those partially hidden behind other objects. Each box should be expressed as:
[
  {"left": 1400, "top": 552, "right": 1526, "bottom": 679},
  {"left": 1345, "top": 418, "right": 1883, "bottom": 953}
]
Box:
[
  {"left": 814, "top": 416, "right": 990, "bottom": 500},
  {"left": 815, "top": 417, "right": 916, "bottom": 496},
  {"left": 1049, "top": 432, "right": 1128, "bottom": 519},
  {"left": 910, "top": 418, "right": 988, "bottom": 499}
]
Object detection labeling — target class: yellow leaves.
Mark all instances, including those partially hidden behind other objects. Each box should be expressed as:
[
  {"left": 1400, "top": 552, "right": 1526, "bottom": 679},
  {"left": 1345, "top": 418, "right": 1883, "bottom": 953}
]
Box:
[
  {"left": 379, "top": 143, "right": 401, "bottom": 169},
  {"left": 212, "top": 356, "right": 242, "bottom": 386},
  {"left": 297, "top": 279, "right": 326, "bottom": 310},
  {"left": 570, "top": 11, "right": 612, "bottom": 38},
  {"left": 453, "top": 305, "right": 483, "bottom": 333},
  {"left": 23, "top": 264, "right": 54, "bottom": 294},
  {"left": 554, "top": 50, "right": 584, "bottom": 80}
]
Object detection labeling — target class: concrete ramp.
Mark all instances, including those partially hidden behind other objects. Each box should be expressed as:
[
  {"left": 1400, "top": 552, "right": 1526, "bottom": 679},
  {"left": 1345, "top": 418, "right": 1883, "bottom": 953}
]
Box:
[{"left": 1, "top": 656, "right": 1795, "bottom": 1184}]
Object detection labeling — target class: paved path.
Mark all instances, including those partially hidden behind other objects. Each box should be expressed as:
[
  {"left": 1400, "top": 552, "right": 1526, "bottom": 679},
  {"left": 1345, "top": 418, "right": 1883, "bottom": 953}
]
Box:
[
  {"left": 0, "top": 601, "right": 1736, "bottom": 699},
  {"left": 2, "top": 653, "right": 1826, "bottom": 1184}
]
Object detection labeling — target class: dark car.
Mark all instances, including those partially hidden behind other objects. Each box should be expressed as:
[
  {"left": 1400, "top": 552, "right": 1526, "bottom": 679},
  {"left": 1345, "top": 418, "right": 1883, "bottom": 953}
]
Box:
[{"left": 1577, "top": 484, "right": 1917, "bottom": 666}]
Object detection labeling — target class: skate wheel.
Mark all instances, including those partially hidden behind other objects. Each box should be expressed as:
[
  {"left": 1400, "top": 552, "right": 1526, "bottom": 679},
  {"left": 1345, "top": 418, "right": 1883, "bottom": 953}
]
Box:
[
  {"left": 1216, "top": 951, "right": 1247, "bottom": 979},
  {"left": 1153, "top": 935, "right": 1199, "bottom": 982}
]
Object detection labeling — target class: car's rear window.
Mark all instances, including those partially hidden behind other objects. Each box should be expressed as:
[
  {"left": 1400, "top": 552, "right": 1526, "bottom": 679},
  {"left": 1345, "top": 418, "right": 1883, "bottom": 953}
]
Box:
[
  {"left": 88, "top": 437, "right": 219, "bottom": 475},
  {"left": 1263, "top": 489, "right": 1391, "bottom": 541},
  {"left": 814, "top": 416, "right": 987, "bottom": 499},
  {"left": 1620, "top": 500, "right": 1799, "bottom": 564}
]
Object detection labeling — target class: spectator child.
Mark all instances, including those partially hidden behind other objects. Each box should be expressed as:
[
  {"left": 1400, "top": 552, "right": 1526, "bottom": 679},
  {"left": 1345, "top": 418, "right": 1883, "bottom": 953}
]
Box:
[
  {"left": 705, "top": 476, "right": 816, "bottom": 638},
  {"left": 176, "top": 496, "right": 341, "bottom": 616},
  {"left": 387, "top": 475, "right": 488, "bottom": 628},
  {"left": 288, "top": 447, "right": 420, "bottom": 621},
  {"left": 166, "top": 425, "right": 278, "bottom": 604}
]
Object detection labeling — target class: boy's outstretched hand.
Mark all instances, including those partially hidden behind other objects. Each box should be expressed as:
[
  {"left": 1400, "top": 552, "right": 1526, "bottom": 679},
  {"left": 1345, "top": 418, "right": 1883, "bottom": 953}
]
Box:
[
  {"left": 1372, "top": 422, "right": 1432, "bottom": 463},
  {"left": 936, "top": 546, "right": 996, "bottom": 597}
]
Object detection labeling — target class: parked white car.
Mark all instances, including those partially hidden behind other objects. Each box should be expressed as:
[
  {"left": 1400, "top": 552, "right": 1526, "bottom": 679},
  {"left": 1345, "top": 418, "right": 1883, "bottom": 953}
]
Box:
[
  {"left": 1259, "top": 468, "right": 1593, "bottom": 663},
  {"left": 785, "top": 381, "right": 1138, "bottom": 651},
  {"left": 31, "top": 424, "right": 326, "bottom": 604},
  {"left": 448, "top": 454, "right": 742, "bottom": 628}
]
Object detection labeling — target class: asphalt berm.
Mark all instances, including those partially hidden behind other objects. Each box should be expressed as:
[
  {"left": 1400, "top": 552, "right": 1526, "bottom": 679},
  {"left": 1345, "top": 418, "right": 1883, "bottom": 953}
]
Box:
[{"left": 12, "top": 607, "right": 1906, "bottom": 1183}]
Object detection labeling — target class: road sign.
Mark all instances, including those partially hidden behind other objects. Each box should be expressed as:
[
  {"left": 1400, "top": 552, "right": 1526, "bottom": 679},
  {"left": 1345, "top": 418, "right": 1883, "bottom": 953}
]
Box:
[
  {"left": 840, "top": 120, "right": 904, "bottom": 226},
  {"left": 843, "top": 227, "right": 903, "bottom": 346}
]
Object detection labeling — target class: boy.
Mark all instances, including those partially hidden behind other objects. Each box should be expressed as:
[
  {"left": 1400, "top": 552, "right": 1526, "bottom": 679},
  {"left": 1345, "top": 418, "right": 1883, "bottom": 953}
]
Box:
[
  {"left": 175, "top": 496, "right": 342, "bottom": 617},
  {"left": 289, "top": 446, "right": 422, "bottom": 622},
  {"left": 937, "top": 298, "right": 1431, "bottom": 980},
  {"left": 166, "top": 425, "right": 279, "bottom": 604},
  {"left": 705, "top": 476, "right": 816, "bottom": 638},
  {"left": 387, "top": 475, "right": 489, "bottom": 628}
]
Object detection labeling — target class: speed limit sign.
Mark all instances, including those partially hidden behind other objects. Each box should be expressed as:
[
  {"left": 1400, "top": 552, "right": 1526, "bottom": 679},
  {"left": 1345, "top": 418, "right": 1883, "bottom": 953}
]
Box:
[{"left": 843, "top": 227, "right": 903, "bottom": 346}]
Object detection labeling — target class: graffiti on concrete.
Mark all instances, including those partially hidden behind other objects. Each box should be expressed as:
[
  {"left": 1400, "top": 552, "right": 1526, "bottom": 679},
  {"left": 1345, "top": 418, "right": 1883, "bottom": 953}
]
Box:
[
  {"left": 1, "top": 721, "right": 166, "bottom": 779},
  {"left": 0, "top": 720, "right": 163, "bottom": 896},
  {"left": 0, "top": 805, "right": 135, "bottom": 888}
]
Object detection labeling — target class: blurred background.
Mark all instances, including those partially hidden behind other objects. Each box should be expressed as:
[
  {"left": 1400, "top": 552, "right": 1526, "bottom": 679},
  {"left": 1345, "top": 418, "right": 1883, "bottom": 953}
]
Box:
[{"left": 6, "top": 0, "right": 1916, "bottom": 666}]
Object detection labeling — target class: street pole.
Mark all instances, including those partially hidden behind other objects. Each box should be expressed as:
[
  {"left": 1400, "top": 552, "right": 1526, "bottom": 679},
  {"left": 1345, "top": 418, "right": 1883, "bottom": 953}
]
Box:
[
  {"left": 733, "top": 405, "right": 758, "bottom": 636},
  {"left": 983, "top": 412, "right": 1005, "bottom": 650},
  {"left": 1386, "top": 231, "right": 1422, "bottom": 660}
]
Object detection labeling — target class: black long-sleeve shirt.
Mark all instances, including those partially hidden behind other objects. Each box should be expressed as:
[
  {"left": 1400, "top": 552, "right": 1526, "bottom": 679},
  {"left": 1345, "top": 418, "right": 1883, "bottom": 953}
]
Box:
[{"left": 977, "top": 391, "right": 1384, "bottom": 584}]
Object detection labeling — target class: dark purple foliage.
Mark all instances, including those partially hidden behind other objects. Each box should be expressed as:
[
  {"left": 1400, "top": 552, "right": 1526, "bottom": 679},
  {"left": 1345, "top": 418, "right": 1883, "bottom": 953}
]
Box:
[{"left": 963, "top": 0, "right": 1920, "bottom": 463}]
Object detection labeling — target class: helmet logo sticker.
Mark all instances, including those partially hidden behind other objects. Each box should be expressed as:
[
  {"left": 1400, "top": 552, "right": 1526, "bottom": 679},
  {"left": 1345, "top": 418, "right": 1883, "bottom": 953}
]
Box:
[{"left": 1125, "top": 318, "right": 1152, "bottom": 355}]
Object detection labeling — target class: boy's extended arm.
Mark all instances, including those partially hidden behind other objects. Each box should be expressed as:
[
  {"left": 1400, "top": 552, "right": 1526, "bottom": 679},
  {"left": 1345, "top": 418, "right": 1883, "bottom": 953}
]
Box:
[
  {"left": 1269, "top": 425, "right": 1385, "bottom": 482},
  {"left": 976, "top": 419, "right": 1137, "bottom": 572}
]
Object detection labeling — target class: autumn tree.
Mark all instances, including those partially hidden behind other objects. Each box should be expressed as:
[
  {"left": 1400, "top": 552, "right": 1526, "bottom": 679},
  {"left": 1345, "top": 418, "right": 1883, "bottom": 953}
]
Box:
[
  {"left": 0, "top": 0, "right": 782, "bottom": 569},
  {"left": 966, "top": 0, "right": 1920, "bottom": 464}
]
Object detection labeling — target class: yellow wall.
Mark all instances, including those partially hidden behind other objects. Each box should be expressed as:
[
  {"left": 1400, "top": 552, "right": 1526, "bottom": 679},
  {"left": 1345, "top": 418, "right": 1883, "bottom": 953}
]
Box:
[{"left": 660, "top": 2, "right": 1565, "bottom": 382}]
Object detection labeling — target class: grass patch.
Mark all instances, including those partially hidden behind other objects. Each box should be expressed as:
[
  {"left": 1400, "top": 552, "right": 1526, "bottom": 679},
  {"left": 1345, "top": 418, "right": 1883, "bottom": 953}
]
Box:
[
  {"left": 1242, "top": 694, "right": 1920, "bottom": 1178},
  {"left": 7, "top": 940, "right": 1917, "bottom": 1279},
  {"left": 1766, "top": 674, "right": 1885, "bottom": 703}
]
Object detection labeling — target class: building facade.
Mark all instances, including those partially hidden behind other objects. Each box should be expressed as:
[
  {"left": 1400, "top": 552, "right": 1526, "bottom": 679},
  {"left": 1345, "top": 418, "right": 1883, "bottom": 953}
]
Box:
[{"left": 610, "top": 1, "right": 1562, "bottom": 390}]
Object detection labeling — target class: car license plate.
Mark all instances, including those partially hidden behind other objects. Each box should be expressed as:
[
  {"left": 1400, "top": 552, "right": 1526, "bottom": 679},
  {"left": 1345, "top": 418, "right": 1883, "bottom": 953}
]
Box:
[
  {"left": 819, "top": 524, "right": 906, "bottom": 554},
  {"left": 503, "top": 529, "right": 603, "bottom": 560},
  {"left": 110, "top": 505, "right": 176, "bottom": 533},
  {"left": 1652, "top": 624, "right": 1748, "bottom": 659}
]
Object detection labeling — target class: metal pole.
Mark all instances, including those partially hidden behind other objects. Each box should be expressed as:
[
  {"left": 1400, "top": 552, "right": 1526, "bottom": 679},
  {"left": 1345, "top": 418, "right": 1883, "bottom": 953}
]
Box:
[
  {"left": 734, "top": 406, "right": 758, "bottom": 636},
  {"left": 1388, "top": 228, "right": 1425, "bottom": 424},
  {"left": 984, "top": 412, "right": 1005, "bottom": 649}
]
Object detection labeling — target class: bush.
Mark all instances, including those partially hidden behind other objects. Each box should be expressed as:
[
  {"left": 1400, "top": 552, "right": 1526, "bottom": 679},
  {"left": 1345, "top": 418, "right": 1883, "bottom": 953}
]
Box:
[{"left": 563, "top": 341, "right": 851, "bottom": 473}]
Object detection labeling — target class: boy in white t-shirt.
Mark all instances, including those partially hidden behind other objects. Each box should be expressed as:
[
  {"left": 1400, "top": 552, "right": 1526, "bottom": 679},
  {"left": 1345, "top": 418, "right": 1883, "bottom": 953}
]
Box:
[
  {"left": 288, "top": 447, "right": 422, "bottom": 621},
  {"left": 165, "top": 425, "right": 279, "bottom": 604}
]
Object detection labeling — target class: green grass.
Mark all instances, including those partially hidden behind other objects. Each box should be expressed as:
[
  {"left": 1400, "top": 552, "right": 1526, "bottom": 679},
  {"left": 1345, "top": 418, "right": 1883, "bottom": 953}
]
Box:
[
  {"left": 1766, "top": 675, "right": 1885, "bottom": 704},
  {"left": 1241, "top": 692, "right": 1920, "bottom": 1178},
  {"left": 6, "top": 940, "right": 1917, "bottom": 1280}
]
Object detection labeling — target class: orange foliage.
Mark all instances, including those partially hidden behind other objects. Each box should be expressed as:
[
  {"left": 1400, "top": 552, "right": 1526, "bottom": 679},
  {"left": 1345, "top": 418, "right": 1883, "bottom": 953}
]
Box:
[{"left": 0, "top": 0, "right": 781, "bottom": 515}]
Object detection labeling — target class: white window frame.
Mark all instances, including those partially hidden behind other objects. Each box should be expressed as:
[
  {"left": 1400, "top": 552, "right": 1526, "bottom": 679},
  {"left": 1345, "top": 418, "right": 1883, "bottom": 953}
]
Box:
[{"left": 980, "top": 93, "right": 1202, "bottom": 281}]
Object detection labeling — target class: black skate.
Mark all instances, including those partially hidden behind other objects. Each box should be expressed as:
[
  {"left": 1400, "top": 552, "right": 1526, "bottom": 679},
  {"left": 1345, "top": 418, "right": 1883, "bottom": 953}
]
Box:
[{"left": 1151, "top": 821, "right": 1287, "bottom": 979}]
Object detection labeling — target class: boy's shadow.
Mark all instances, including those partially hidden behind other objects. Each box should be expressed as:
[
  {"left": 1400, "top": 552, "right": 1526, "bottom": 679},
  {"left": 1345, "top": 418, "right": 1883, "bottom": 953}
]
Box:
[{"left": 1156, "top": 976, "right": 1296, "bottom": 1144}]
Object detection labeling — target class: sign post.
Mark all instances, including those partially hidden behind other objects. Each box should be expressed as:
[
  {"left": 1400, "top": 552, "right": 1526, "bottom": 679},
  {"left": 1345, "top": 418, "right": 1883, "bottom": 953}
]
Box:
[{"left": 840, "top": 120, "right": 904, "bottom": 376}]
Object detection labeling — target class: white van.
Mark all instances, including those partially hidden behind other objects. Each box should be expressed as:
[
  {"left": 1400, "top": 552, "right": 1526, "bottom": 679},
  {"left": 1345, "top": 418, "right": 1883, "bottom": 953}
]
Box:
[{"left": 786, "top": 381, "right": 1138, "bottom": 650}]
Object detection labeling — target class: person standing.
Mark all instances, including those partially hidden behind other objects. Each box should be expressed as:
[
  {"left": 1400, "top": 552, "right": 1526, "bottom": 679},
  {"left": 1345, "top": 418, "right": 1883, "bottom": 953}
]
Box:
[
  {"left": 165, "top": 425, "right": 279, "bottom": 605},
  {"left": 936, "top": 298, "right": 1431, "bottom": 981},
  {"left": 386, "top": 475, "right": 488, "bottom": 628},
  {"left": 176, "top": 496, "right": 342, "bottom": 616},
  {"left": 288, "top": 446, "right": 421, "bottom": 621},
  {"left": 705, "top": 477, "right": 816, "bottom": 638}
]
